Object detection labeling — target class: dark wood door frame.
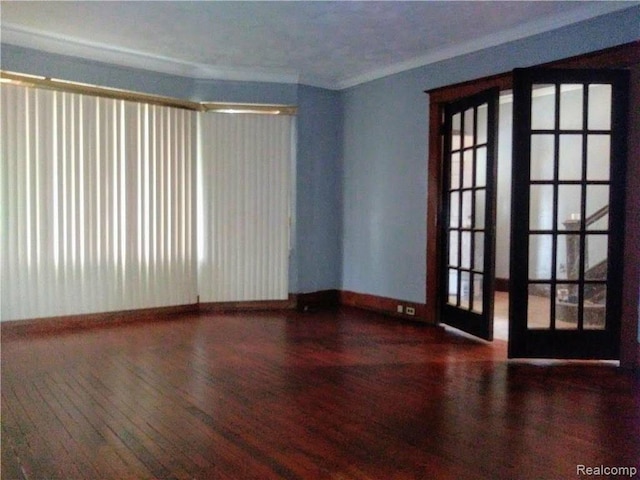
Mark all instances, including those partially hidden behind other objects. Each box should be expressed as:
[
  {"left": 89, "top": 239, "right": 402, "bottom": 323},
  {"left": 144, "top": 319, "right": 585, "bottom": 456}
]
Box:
[{"left": 425, "top": 41, "right": 640, "bottom": 368}]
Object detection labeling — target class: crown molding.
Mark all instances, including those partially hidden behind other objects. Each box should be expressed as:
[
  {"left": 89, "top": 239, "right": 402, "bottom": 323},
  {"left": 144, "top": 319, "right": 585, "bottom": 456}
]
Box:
[
  {"left": 1, "top": 24, "right": 300, "bottom": 85},
  {"left": 335, "top": 2, "right": 639, "bottom": 90}
]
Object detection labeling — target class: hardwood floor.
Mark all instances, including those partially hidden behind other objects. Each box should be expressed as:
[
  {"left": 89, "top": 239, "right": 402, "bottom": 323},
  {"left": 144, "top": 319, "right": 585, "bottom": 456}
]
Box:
[{"left": 2, "top": 307, "right": 639, "bottom": 479}]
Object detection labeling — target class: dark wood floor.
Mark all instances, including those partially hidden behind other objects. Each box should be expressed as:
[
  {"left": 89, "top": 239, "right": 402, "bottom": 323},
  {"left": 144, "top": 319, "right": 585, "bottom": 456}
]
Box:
[{"left": 2, "top": 307, "right": 639, "bottom": 480}]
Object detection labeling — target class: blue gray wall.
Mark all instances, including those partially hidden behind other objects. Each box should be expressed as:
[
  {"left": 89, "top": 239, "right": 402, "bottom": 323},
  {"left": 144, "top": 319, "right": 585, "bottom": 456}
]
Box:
[
  {"left": 341, "top": 6, "right": 640, "bottom": 303},
  {"left": 341, "top": 72, "right": 427, "bottom": 302},
  {"left": 294, "top": 85, "right": 343, "bottom": 293}
]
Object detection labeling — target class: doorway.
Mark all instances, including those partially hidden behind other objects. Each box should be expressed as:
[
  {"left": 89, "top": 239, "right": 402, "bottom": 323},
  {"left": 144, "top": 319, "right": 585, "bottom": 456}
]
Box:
[{"left": 426, "top": 42, "right": 639, "bottom": 365}]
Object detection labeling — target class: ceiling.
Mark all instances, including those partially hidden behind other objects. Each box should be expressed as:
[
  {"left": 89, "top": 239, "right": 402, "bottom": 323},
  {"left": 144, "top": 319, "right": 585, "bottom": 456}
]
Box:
[{"left": 1, "top": 1, "right": 636, "bottom": 90}]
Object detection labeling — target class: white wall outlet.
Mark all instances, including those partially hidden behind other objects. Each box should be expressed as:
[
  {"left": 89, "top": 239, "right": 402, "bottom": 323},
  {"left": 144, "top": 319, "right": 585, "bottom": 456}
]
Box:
[
  {"left": 405, "top": 306, "right": 415, "bottom": 316},
  {"left": 397, "top": 305, "right": 404, "bottom": 313}
]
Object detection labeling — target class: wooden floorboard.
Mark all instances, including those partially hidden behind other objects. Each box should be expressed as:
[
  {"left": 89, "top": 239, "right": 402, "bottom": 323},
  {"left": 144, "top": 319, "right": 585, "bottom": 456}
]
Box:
[{"left": 1, "top": 307, "right": 639, "bottom": 479}]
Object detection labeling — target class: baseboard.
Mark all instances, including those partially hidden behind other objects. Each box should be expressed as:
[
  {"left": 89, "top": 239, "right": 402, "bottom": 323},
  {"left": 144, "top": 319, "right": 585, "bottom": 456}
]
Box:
[
  {"left": 495, "top": 278, "right": 510, "bottom": 292},
  {"left": 294, "top": 289, "right": 340, "bottom": 312},
  {"left": 199, "top": 296, "right": 296, "bottom": 313},
  {"left": 339, "top": 290, "right": 429, "bottom": 322},
  {"left": 1, "top": 303, "right": 199, "bottom": 338},
  {"left": 1, "top": 290, "right": 429, "bottom": 337}
]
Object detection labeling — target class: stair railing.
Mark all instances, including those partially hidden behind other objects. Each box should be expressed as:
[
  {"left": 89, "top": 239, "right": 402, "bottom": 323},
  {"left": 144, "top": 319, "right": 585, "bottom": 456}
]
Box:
[{"left": 561, "top": 205, "right": 608, "bottom": 303}]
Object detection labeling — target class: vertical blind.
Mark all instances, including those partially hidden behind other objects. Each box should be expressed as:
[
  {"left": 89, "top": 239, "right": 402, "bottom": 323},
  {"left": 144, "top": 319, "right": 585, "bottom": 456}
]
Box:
[
  {"left": 1, "top": 82, "right": 293, "bottom": 320},
  {"left": 198, "top": 113, "right": 292, "bottom": 302},
  {"left": 1, "top": 84, "right": 197, "bottom": 320}
]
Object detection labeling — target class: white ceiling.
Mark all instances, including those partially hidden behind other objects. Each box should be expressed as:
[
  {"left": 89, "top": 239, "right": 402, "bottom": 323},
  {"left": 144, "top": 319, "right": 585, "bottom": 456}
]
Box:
[{"left": 1, "top": 1, "right": 636, "bottom": 90}]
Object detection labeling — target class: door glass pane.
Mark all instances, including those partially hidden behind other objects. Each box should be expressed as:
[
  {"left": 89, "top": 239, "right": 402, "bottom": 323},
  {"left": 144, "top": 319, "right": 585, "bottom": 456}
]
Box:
[
  {"left": 449, "top": 231, "right": 459, "bottom": 267},
  {"left": 560, "top": 84, "right": 584, "bottom": 130},
  {"left": 452, "top": 113, "right": 461, "bottom": 150},
  {"left": 558, "top": 185, "right": 582, "bottom": 231},
  {"left": 556, "top": 283, "right": 578, "bottom": 330},
  {"left": 557, "top": 233, "right": 580, "bottom": 280},
  {"left": 528, "top": 284, "right": 551, "bottom": 329},
  {"left": 530, "top": 134, "right": 555, "bottom": 180},
  {"left": 558, "top": 135, "right": 583, "bottom": 181},
  {"left": 449, "top": 192, "right": 459, "bottom": 227},
  {"left": 462, "top": 149, "right": 473, "bottom": 188},
  {"left": 460, "top": 271, "right": 471, "bottom": 309},
  {"left": 584, "top": 284, "right": 606, "bottom": 330},
  {"left": 586, "top": 185, "right": 609, "bottom": 230},
  {"left": 529, "top": 234, "right": 552, "bottom": 280},
  {"left": 474, "top": 232, "right": 484, "bottom": 272},
  {"left": 477, "top": 104, "right": 488, "bottom": 145},
  {"left": 450, "top": 152, "right": 461, "bottom": 188},
  {"left": 531, "top": 84, "right": 555, "bottom": 130},
  {"left": 474, "top": 189, "right": 486, "bottom": 229},
  {"left": 530, "top": 185, "right": 554, "bottom": 230},
  {"left": 587, "top": 135, "right": 610, "bottom": 180},
  {"left": 461, "top": 190, "right": 472, "bottom": 228},
  {"left": 448, "top": 269, "right": 459, "bottom": 305},
  {"left": 464, "top": 108, "right": 474, "bottom": 147},
  {"left": 476, "top": 146, "right": 487, "bottom": 187},
  {"left": 588, "top": 84, "right": 612, "bottom": 131},
  {"left": 586, "top": 234, "right": 608, "bottom": 277},
  {"left": 461, "top": 231, "right": 471, "bottom": 269},
  {"left": 472, "top": 274, "right": 483, "bottom": 314}
]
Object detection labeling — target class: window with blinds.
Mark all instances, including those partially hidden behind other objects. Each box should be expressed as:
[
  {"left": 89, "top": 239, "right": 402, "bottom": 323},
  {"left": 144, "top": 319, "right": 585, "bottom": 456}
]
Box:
[
  {"left": 0, "top": 81, "right": 293, "bottom": 321},
  {"left": 197, "top": 112, "right": 292, "bottom": 302},
  {"left": 1, "top": 84, "right": 197, "bottom": 320}
]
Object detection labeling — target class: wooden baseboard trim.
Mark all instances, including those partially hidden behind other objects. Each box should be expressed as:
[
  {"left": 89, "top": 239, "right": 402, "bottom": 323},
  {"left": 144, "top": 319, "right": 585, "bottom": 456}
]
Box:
[
  {"left": 294, "top": 289, "right": 340, "bottom": 312},
  {"left": 199, "top": 297, "right": 295, "bottom": 313},
  {"left": 339, "top": 290, "right": 430, "bottom": 323},
  {"left": 1, "top": 289, "right": 432, "bottom": 337},
  {"left": 1, "top": 303, "right": 199, "bottom": 338}
]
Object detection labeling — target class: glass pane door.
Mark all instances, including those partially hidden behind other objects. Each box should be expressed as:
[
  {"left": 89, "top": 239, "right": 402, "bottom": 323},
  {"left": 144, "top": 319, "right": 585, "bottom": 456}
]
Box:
[
  {"left": 441, "top": 89, "right": 498, "bottom": 340},
  {"left": 509, "top": 69, "right": 628, "bottom": 359}
]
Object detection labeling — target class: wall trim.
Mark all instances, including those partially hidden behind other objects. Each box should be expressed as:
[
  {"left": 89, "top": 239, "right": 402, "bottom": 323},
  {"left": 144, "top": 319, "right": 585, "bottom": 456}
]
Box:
[
  {"left": 294, "top": 290, "right": 340, "bottom": 312},
  {"left": 339, "top": 290, "right": 429, "bottom": 323},
  {"left": 0, "top": 304, "right": 199, "bottom": 338},
  {"left": 199, "top": 297, "right": 296, "bottom": 313},
  {"left": 1, "top": 290, "right": 431, "bottom": 336}
]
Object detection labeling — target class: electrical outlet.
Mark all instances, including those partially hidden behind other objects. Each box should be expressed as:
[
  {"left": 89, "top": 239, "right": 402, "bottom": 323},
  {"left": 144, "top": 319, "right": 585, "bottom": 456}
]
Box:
[
  {"left": 397, "top": 305, "right": 404, "bottom": 313},
  {"left": 405, "top": 306, "right": 415, "bottom": 316}
]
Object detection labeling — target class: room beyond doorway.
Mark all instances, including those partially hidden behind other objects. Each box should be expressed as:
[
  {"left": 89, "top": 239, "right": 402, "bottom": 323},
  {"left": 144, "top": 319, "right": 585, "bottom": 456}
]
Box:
[{"left": 492, "top": 91, "right": 513, "bottom": 341}]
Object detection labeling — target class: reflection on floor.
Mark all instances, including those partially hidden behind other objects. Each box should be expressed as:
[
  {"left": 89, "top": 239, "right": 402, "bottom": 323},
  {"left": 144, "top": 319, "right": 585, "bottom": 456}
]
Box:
[{"left": 493, "top": 291, "right": 509, "bottom": 340}]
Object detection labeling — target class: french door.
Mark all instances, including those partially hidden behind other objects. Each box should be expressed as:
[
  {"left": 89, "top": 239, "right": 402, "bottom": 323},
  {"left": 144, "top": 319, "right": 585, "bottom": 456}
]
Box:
[
  {"left": 509, "top": 69, "right": 629, "bottom": 359},
  {"left": 440, "top": 89, "right": 499, "bottom": 340}
]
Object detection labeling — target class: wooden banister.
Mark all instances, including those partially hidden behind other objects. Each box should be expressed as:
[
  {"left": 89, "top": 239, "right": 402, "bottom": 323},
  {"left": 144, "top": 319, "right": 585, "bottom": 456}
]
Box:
[{"left": 585, "top": 205, "right": 609, "bottom": 228}]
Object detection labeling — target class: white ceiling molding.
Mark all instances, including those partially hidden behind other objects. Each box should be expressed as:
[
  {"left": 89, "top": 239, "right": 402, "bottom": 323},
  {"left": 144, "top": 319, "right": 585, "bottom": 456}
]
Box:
[
  {"left": 335, "top": 2, "right": 639, "bottom": 90},
  {"left": 1, "top": 24, "right": 300, "bottom": 85}
]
